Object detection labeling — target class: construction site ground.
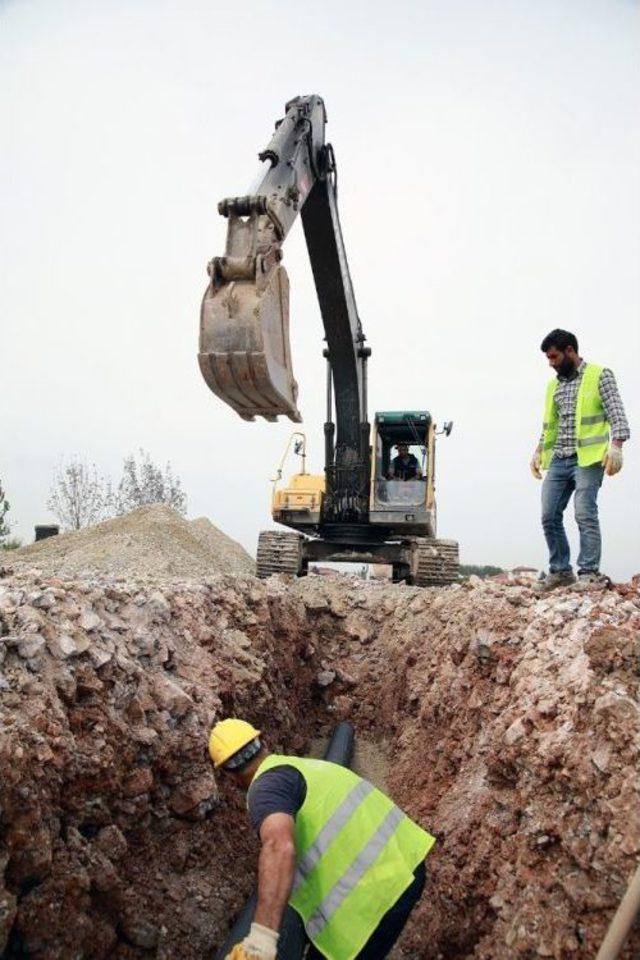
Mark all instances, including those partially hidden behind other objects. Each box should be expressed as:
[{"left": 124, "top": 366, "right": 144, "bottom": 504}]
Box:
[{"left": 1, "top": 506, "right": 639, "bottom": 959}]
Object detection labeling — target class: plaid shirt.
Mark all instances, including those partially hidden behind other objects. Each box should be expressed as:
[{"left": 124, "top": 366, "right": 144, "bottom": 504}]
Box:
[{"left": 540, "top": 360, "right": 630, "bottom": 458}]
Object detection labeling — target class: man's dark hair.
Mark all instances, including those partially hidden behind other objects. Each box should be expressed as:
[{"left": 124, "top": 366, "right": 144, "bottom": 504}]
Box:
[{"left": 540, "top": 329, "right": 578, "bottom": 353}]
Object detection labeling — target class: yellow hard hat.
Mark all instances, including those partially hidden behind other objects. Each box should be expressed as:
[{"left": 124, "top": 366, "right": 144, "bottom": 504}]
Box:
[{"left": 209, "top": 718, "right": 261, "bottom": 768}]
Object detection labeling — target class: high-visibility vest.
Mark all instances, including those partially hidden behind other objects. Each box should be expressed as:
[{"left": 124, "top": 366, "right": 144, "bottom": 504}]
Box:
[
  {"left": 249, "top": 755, "right": 435, "bottom": 960},
  {"left": 541, "top": 363, "right": 609, "bottom": 469}
]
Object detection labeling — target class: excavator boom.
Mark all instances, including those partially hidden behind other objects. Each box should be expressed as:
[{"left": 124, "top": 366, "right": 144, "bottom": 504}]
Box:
[
  {"left": 199, "top": 95, "right": 324, "bottom": 423},
  {"left": 198, "top": 96, "right": 368, "bottom": 469},
  {"left": 199, "top": 95, "right": 372, "bottom": 523}
]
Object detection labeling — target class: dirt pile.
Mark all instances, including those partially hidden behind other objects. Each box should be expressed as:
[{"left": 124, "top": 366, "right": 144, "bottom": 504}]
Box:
[
  {"left": 0, "top": 566, "right": 638, "bottom": 959},
  {"left": 0, "top": 570, "right": 307, "bottom": 959},
  {"left": 9, "top": 505, "right": 255, "bottom": 579}
]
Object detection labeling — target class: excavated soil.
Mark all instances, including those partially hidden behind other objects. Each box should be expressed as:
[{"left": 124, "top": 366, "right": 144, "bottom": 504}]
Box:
[
  {"left": 0, "top": 537, "right": 639, "bottom": 958},
  {"left": 9, "top": 505, "right": 255, "bottom": 580}
]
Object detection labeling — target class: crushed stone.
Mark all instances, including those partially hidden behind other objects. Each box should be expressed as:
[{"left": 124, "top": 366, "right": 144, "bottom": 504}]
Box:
[{"left": 8, "top": 504, "right": 255, "bottom": 580}]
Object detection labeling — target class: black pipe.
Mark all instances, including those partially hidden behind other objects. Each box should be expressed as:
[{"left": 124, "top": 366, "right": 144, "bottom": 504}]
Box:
[
  {"left": 322, "top": 721, "right": 354, "bottom": 767},
  {"left": 214, "top": 890, "right": 306, "bottom": 960},
  {"left": 214, "top": 722, "right": 355, "bottom": 959}
]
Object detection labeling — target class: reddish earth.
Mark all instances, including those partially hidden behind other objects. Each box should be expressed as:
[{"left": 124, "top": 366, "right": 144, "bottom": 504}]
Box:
[{"left": 0, "top": 566, "right": 638, "bottom": 959}]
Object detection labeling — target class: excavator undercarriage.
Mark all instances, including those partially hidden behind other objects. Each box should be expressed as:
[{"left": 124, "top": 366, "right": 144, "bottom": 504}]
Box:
[{"left": 256, "top": 530, "right": 459, "bottom": 587}]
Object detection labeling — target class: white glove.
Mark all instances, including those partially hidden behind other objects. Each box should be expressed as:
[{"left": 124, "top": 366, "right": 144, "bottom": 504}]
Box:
[
  {"left": 530, "top": 449, "right": 542, "bottom": 480},
  {"left": 241, "top": 923, "right": 278, "bottom": 960},
  {"left": 602, "top": 444, "right": 623, "bottom": 477}
]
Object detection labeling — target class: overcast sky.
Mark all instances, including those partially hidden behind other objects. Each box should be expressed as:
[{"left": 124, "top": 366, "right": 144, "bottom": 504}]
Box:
[{"left": 2, "top": 0, "right": 639, "bottom": 578}]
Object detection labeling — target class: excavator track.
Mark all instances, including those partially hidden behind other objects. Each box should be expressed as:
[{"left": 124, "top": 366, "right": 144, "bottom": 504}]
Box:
[
  {"left": 256, "top": 531, "right": 304, "bottom": 578},
  {"left": 410, "top": 538, "right": 459, "bottom": 587}
]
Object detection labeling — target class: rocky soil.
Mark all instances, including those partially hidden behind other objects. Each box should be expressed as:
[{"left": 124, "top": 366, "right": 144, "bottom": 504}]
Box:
[{"left": 0, "top": 558, "right": 638, "bottom": 959}]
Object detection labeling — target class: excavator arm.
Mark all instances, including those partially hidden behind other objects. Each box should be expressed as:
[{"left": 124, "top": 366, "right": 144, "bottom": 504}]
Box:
[{"left": 199, "top": 95, "right": 371, "bottom": 522}]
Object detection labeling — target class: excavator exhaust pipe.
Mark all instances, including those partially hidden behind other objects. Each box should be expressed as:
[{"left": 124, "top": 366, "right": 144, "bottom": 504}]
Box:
[{"left": 199, "top": 256, "right": 302, "bottom": 424}]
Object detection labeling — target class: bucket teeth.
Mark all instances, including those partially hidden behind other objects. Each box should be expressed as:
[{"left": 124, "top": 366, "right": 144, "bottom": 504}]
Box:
[{"left": 199, "top": 264, "right": 302, "bottom": 423}]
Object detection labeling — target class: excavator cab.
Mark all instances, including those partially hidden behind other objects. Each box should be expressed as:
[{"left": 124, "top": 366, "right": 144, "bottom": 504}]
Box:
[{"left": 369, "top": 412, "right": 437, "bottom": 538}]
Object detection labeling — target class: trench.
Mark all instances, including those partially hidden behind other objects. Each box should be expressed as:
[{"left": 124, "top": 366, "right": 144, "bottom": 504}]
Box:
[
  {"left": 205, "top": 601, "right": 412, "bottom": 959},
  {"left": 0, "top": 577, "right": 461, "bottom": 960},
  {"left": 1, "top": 573, "right": 639, "bottom": 960}
]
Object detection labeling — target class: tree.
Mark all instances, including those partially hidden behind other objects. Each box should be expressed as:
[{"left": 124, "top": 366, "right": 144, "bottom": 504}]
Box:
[
  {"left": 458, "top": 564, "right": 504, "bottom": 579},
  {"left": 0, "top": 479, "right": 11, "bottom": 544},
  {"left": 111, "top": 449, "right": 186, "bottom": 516},
  {"left": 47, "top": 460, "right": 109, "bottom": 530}
]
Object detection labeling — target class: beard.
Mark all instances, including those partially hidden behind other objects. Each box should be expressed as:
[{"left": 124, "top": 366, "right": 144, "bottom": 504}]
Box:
[{"left": 556, "top": 355, "right": 576, "bottom": 378}]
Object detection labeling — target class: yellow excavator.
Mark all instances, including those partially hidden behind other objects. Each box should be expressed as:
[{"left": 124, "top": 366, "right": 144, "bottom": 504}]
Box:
[{"left": 198, "top": 95, "right": 458, "bottom": 585}]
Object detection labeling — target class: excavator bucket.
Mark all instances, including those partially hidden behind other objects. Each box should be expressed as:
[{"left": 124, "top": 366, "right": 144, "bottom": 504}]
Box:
[{"left": 198, "top": 264, "right": 302, "bottom": 423}]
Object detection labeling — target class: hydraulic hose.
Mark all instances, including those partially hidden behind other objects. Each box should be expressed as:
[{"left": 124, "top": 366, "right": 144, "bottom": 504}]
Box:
[{"left": 213, "top": 722, "right": 356, "bottom": 960}]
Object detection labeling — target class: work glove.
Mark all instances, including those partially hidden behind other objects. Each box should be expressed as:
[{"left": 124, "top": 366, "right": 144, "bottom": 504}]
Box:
[
  {"left": 530, "top": 449, "right": 542, "bottom": 480},
  {"left": 225, "top": 923, "right": 279, "bottom": 960},
  {"left": 602, "top": 444, "right": 623, "bottom": 477},
  {"left": 226, "top": 949, "right": 260, "bottom": 960}
]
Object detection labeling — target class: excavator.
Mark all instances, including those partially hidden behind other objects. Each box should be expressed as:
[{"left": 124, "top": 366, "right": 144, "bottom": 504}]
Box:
[{"left": 198, "top": 95, "right": 458, "bottom": 586}]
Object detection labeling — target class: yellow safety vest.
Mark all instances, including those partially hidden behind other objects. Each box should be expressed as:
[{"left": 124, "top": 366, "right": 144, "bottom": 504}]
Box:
[
  {"left": 249, "top": 755, "right": 435, "bottom": 960},
  {"left": 541, "top": 363, "right": 609, "bottom": 468}
]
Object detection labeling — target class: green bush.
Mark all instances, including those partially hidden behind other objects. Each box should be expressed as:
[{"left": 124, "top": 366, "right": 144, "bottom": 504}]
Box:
[
  {"left": 0, "top": 479, "right": 11, "bottom": 545},
  {"left": 458, "top": 564, "right": 504, "bottom": 579},
  {"left": 1, "top": 537, "right": 22, "bottom": 551}
]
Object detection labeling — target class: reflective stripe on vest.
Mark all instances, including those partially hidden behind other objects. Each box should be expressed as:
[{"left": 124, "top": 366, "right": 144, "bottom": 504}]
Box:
[
  {"left": 249, "top": 755, "right": 434, "bottom": 960},
  {"left": 578, "top": 434, "right": 608, "bottom": 447},
  {"left": 294, "top": 779, "right": 375, "bottom": 884},
  {"left": 305, "top": 804, "right": 405, "bottom": 940},
  {"left": 540, "top": 363, "right": 609, "bottom": 468}
]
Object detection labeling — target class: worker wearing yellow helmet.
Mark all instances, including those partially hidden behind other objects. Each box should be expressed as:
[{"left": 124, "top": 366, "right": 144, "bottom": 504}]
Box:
[{"left": 209, "top": 718, "right": 435, "bottom": 960}]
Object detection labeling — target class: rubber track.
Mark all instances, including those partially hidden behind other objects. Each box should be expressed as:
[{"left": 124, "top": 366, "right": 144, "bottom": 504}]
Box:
[
  {"left": 413, "top": 538, "right": 459, "bottom": 587},
  {"left": 256, "top": 531, "right": 303, "bottom": 578}
]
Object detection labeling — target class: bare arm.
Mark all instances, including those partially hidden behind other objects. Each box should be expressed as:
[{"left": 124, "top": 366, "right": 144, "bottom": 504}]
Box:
[{"left": 254, "top": 813, "right": 296, "bottom": 930}]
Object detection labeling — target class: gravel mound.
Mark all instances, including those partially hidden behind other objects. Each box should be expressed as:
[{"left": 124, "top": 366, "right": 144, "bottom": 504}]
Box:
[
  {"left": 189, "top": 516, "right": 255, "bottom": 576},
  {"left": 9, "top": 504, "right": 254, "bottom": 580}
]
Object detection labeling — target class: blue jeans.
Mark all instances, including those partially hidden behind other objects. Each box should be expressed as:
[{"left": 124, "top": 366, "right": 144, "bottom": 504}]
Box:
[{"left": 541, "top": 454, "right": 604, "bottom": 575}]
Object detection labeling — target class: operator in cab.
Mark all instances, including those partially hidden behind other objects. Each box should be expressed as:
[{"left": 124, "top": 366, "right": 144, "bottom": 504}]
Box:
[{"left": 388, "top": 443, "right": 422, "bottom": 481}]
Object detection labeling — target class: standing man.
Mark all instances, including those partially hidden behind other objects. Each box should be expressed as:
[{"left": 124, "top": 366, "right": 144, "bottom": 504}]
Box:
[
  {"left": 530, "top": 329, "right": 630, "bottom": 592},
  {"left": 209, "top": 718, "right": 434, "bottom": 960}
]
